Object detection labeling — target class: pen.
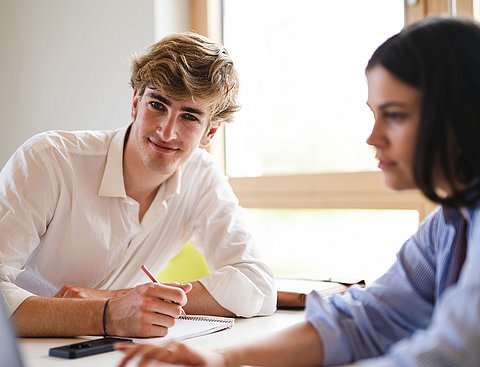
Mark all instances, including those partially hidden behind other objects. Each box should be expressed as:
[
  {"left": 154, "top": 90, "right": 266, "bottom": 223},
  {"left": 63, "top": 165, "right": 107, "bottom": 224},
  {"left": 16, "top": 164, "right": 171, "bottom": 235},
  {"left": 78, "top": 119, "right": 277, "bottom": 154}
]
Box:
[
  {"left": 141, "top": 264, "right": 158, "bottom": 283},
  {"left": 140, "top": 264, "right": 186, "bottom": 316}
]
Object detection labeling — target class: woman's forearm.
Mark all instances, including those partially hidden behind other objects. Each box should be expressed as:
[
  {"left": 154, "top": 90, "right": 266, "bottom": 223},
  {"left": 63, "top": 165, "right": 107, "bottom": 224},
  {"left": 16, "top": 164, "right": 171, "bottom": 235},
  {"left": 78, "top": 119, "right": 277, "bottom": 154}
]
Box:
[{"left": 224, "top": 321, "right": 324, "bottom": 367}]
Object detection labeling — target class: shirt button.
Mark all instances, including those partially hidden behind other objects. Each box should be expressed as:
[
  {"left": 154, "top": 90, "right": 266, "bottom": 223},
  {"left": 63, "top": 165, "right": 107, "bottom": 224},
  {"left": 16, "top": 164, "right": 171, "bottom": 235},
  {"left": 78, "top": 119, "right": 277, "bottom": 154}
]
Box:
[{"left": 130, "top": 216, "right": 136, "bottom": 221}]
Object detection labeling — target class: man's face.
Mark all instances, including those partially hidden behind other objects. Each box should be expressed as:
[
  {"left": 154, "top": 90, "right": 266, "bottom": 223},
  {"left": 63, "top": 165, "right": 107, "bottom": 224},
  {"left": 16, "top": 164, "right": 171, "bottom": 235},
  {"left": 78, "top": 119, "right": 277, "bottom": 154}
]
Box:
[{"left": 127, "top": 87, "right": 217, "bottom": 178}]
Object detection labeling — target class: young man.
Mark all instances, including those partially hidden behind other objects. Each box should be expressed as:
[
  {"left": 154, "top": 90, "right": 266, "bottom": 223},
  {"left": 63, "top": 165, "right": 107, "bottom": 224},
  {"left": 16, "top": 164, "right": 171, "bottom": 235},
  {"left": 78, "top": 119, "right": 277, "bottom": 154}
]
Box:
[{"left": 0, "top": 32, "right": 276, "bottom": 337}]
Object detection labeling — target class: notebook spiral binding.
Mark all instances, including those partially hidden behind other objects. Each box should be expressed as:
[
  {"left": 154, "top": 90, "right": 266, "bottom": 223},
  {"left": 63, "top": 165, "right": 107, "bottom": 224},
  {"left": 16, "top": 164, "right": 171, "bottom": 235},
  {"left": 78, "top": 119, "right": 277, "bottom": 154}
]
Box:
[{"left": 178, "top": 315, "right": 234, "bottom": 324}]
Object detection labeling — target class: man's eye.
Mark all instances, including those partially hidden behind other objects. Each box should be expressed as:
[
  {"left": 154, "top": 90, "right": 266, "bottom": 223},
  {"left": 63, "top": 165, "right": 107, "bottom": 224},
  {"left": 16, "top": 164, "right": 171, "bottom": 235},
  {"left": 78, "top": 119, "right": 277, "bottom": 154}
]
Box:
[
  {"left": 183, "top": 113, "right": 199, "bottom": 122},
  {"left": 149, "top": 101, "right": 165, "bottom": 110}
]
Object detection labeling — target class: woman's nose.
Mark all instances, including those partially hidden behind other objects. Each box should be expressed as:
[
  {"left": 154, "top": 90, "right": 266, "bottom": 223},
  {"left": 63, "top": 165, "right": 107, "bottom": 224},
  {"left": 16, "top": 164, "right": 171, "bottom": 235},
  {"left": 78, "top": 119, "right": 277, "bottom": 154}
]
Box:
[{"left": 366, "top": 120, "right": 383, "bottom": 148}]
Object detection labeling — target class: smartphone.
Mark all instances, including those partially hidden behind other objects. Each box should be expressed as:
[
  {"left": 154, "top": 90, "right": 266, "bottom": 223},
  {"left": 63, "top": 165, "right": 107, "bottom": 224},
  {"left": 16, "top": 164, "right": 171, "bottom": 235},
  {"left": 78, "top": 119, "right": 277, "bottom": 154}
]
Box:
[{"left": 48, "top": 337, "right": 133, "bottom": 359}]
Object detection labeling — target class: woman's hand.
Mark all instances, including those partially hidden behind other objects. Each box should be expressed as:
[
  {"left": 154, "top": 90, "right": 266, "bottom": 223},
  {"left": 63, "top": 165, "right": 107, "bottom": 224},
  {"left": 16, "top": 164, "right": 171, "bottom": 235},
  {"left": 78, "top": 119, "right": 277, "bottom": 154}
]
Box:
[{"left": 115, "top": 341, "right": 226, "bottom": 367}]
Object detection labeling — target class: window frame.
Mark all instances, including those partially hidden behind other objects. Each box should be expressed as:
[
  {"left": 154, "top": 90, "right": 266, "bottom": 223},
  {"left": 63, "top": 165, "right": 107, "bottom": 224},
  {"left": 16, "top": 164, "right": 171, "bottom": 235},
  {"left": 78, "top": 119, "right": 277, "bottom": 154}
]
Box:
[{"left": 190, "top": 0, "right": 475, "bottom": 222}]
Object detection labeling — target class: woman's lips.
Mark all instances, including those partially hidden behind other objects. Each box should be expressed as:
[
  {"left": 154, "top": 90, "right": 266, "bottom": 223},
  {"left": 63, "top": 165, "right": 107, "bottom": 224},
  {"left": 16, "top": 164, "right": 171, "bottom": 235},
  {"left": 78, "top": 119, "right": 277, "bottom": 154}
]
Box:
[{"left": 378, "top": 159, "right": 396, "bottom": 171}]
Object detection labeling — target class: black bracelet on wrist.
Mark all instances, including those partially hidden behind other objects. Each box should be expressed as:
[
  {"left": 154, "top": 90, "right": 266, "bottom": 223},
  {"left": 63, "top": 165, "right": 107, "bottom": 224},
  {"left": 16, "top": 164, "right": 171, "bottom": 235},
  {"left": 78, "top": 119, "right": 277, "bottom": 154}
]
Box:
[{"left": 102, "top": 298, "right": 112, "bottom": 337}]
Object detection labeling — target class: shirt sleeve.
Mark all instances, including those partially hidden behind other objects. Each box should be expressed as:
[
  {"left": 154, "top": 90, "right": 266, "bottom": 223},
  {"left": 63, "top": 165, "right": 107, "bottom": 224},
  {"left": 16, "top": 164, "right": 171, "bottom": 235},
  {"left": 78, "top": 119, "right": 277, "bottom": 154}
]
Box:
[
  {"left": 354, "top": 284, "right": 480, "bottom": 367},
  {"left": 0, "top": 142, "right": 58, "bottom": 315},
  {"left": 306, "top": 212, "right": 439, "bottom": 365},
  {"left": 187, "top": 154, "right": 276, "bottom": 317},
  {"left": 356, "top": 212, "right": 480, "bottom": 367},
  {"left": 306, "top": 208, "right": 480, "bottom": 367}
]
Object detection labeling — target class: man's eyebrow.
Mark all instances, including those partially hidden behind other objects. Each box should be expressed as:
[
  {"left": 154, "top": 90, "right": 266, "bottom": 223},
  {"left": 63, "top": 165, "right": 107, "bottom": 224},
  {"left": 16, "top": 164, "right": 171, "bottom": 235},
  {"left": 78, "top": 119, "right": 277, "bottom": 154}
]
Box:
[
  {"left": 147, "top": 92, "right": 171, "bottom": 106},
  {"left": 182, "top": 106, "right": 206, "bottom": 116},
  {"left": 146, "top": 92, "right": 206, "bottom": 116}
]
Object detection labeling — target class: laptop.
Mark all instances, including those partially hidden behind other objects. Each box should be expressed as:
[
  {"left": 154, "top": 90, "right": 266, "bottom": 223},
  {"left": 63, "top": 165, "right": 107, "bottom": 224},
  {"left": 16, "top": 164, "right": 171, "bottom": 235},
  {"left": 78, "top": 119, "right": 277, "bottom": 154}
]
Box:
[{"left": 0, "top": 294, "right": 24, "bottom": 367}]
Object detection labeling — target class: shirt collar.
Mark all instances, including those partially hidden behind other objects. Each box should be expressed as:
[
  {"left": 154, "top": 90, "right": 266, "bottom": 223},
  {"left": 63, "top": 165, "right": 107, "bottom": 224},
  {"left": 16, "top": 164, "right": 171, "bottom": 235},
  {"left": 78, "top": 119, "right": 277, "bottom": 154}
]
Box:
[
  {"left": 98, "top": 126, "right": 129, "bottom": 198},
  {"left": 162, "top": 166, "right": 182, "bottom": 201}
]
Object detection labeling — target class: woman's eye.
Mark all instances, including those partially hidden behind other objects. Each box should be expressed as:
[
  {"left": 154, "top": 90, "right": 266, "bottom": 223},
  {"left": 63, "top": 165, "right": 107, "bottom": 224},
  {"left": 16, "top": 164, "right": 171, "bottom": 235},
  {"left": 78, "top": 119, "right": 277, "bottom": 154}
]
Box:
[{"left": 384, "top": 112, "right": 405, "bottom": 123}]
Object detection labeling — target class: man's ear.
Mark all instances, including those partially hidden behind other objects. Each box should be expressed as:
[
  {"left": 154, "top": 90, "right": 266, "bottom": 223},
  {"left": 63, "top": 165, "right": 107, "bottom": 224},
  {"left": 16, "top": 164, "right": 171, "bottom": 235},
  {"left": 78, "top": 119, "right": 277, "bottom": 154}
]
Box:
[
  {"left": 131, "top": 88, "right": 141, "bottom": 121},
  {"left": 200, "top": 123, "right": 220, "bottom": 148}
]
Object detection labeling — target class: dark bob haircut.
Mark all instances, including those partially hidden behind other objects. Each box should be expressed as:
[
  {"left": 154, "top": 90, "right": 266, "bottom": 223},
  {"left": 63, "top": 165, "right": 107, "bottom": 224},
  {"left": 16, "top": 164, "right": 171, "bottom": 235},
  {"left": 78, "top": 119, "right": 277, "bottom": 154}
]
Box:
[{"left": 366, "top": 17, "right": 480, "bottom": 207}]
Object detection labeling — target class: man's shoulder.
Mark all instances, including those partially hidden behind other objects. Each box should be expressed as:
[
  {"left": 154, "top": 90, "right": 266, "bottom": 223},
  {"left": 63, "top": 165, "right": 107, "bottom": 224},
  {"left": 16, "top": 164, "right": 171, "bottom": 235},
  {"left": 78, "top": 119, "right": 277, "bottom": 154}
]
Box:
[{"left": 22, "top": 128, "right": 118, "bottom": 155}]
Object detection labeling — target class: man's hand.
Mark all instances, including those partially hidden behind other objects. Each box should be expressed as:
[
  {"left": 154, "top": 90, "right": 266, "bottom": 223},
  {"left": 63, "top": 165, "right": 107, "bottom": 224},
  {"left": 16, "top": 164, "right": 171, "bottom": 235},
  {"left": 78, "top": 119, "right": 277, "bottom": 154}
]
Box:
[
  {"left": 54, "top": 282, "right": 193, "bottom": 337},
  {"left": 106, "top": 282, "right": 192, "bottom": 337}
]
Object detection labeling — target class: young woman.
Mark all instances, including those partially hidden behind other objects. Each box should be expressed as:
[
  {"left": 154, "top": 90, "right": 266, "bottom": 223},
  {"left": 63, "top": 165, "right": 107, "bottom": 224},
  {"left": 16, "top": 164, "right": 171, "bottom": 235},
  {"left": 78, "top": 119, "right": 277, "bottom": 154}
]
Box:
[{"left": 116, "top": 17, "right": 480, "bottom": 367}]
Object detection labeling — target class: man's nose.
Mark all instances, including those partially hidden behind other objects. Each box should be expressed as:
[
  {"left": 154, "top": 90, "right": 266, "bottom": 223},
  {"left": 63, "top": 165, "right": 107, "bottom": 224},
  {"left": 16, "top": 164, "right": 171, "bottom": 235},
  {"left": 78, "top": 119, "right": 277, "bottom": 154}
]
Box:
[{"left": 156, "top": 115, "right": 178, "bottom": 141}]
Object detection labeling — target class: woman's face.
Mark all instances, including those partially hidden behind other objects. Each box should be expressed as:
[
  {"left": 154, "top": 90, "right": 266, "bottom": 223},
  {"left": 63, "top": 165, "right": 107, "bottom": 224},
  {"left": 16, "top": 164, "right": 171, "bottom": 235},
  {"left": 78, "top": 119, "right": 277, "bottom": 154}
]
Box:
[{"left": 366, "top": 65, "right": 421, "bottom": 191}]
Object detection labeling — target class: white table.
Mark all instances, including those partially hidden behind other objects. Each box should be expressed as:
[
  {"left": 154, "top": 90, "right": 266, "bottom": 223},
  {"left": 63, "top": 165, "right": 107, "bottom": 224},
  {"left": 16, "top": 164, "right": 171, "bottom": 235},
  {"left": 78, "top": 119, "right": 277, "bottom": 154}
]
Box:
[{"left": 18, "top": 309, "right": 306, "bottom": 367}]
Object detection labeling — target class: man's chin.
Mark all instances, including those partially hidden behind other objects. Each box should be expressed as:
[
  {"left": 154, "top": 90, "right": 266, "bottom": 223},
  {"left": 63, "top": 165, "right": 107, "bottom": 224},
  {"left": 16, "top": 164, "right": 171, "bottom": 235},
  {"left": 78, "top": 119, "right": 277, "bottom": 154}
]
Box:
[{"left": 147, "top": 160, "right": 179, "bottom": 175}]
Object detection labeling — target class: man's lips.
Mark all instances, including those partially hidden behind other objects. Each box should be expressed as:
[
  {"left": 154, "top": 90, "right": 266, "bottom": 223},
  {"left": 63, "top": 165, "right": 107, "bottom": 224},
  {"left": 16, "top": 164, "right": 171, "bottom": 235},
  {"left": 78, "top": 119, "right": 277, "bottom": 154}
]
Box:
[{"left": 148, "top": 138, "right": 179, "bottom": 154}]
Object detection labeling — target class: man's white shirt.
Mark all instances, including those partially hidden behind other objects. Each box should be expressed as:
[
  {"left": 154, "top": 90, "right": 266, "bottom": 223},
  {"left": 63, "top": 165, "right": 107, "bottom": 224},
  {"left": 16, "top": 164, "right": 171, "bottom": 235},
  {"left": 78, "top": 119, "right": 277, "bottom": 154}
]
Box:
[{"left": 0, "top": 126, "right": 276, "bottom": 317}]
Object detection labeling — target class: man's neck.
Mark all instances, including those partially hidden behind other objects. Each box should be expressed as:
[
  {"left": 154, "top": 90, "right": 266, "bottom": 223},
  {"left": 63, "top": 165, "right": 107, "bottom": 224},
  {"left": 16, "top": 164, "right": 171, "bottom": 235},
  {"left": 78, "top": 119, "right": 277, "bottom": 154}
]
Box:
[
  {"left": 123, "top": 138, "right": 172, "bottom": 221},
  {"left": 123, "top": 167, "right": 171, "bottom": 222}
]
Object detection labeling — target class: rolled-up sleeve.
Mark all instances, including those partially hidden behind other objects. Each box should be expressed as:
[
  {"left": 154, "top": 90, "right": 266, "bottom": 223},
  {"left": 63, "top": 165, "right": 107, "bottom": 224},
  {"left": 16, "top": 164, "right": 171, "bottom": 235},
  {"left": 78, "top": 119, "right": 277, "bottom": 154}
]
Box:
[
  {"left": 200, "top": 265, "right": 275, "bottom": 317},
  {"left": 187, "top": 152, "right": 276, "bottom": 317},
  {"left": 195, "top": 201, "right": 276, "bottom": 316}
]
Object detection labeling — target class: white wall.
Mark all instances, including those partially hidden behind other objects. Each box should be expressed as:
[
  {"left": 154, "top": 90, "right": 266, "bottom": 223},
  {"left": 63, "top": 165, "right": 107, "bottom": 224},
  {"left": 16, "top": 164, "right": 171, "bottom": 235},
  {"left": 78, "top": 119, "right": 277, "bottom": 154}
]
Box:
[
  {"left": 0, "top": 0, "right": 190, "bottom": 167},
  {"left": 154, "top": 0, "right": 190, "bottom": 40}
]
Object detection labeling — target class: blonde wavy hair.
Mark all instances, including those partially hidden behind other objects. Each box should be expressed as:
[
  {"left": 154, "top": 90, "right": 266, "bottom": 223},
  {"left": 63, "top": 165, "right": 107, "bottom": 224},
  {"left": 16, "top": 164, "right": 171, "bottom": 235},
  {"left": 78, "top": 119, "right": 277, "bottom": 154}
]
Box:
[{"left": 130, "top": 32, "right": 240, "bottom": 125}]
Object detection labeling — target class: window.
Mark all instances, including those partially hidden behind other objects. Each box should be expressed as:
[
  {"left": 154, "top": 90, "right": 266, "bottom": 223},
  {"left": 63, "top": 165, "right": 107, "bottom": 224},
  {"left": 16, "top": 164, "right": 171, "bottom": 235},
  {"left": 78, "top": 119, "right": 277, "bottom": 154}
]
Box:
[
  {"left": 219, "top": 0, "right": 434, "bottom": 283},
  {"left": 247, "top": 208, "right": 419, "bottom": 283},
  {"left": 189, "top": 0, "right": 445, "bottom": 284},
  {"left": 223, "top": 0, "right": 404, "bottom": 177}
]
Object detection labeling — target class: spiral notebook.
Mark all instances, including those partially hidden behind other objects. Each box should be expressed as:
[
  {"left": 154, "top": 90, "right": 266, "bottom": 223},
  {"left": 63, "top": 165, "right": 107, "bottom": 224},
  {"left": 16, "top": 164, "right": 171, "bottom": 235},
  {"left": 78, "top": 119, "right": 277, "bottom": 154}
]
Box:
[{"left": 133, "top": 315, "right": 235, "bottom": 344}]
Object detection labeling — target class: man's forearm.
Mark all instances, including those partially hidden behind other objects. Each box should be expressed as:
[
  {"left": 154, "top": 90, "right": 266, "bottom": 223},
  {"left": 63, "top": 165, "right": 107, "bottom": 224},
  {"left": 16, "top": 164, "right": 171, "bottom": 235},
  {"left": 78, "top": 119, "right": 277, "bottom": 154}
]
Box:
[
  {"left": 54, "top": 285, "right": 131, "bottom": 299},
  {"left": 183, "top": 281, "right": 235, "bottom": 317},
  {"left": 11, "top": 296, "right": 106, "bottom": 337}
]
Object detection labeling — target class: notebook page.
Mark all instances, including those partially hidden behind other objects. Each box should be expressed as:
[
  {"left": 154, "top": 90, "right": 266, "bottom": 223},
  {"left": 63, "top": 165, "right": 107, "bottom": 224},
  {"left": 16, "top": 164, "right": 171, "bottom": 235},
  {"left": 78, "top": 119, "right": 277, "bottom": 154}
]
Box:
[{"left": 132, "top": 315, "right": 235, "bottom": 344}]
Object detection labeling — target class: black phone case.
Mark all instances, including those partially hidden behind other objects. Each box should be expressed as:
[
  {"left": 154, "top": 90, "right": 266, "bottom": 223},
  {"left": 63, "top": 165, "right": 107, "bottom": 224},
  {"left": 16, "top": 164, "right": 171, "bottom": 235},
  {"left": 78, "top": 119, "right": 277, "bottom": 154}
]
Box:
[{"left": 48, "top": 337, "right": 133, "bottom": 359}]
